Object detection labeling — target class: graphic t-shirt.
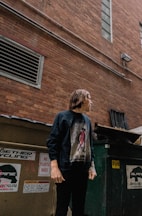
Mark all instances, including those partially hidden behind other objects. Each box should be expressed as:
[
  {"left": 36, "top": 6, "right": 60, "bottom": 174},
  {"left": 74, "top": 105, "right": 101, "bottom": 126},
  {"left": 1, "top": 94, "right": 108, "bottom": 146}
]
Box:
[{"left": 70, "top": 117, "right": 91, "bottom": 163}]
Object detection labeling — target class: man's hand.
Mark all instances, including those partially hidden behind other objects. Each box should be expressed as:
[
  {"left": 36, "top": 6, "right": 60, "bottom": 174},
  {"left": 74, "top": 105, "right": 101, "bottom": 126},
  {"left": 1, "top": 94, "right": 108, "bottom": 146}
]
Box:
[
  {"left": 88, "top": 161, "right": 97, "bottom": 180},
  {"left": 50, "top": 160, "right": 65, "bottom": 183},
  {"left": 88, "top": 167, "right": 97, "bottom": 180}
]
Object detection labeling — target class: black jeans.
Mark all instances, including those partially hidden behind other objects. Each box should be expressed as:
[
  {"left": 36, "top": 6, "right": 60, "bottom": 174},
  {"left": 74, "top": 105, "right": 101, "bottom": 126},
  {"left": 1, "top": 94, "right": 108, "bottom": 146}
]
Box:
[{"left": 55, "top": 163, "right": 88, "bottom": 216}]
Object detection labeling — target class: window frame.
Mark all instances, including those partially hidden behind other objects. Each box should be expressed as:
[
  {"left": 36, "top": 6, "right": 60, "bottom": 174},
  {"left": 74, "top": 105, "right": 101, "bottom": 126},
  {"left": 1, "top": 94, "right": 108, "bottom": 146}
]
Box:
[
  {"left": 101, "top": 0, "right": 113, "bottom": 42},
  {"left": 109, "top": 109, "right": 129, "bottom": 130}
]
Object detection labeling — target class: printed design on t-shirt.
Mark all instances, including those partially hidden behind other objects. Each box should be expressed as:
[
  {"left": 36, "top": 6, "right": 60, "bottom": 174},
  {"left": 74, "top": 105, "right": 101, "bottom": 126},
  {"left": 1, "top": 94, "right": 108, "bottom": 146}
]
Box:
[
  {"left": 77, "top": 128, "right": 86, "bottom": 152},
  {"left": 70, "top": 120, "right": 91, "bottom": 162}
]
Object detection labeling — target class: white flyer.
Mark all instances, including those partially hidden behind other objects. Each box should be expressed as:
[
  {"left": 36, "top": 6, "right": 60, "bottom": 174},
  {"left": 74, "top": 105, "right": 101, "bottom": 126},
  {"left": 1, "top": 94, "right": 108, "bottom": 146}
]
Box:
[
  {"left": 38, "top": 153, "right": 50, "bottom": 177},
  {"left": 0, "top": 163, "right": 21, "bottom": 192}
]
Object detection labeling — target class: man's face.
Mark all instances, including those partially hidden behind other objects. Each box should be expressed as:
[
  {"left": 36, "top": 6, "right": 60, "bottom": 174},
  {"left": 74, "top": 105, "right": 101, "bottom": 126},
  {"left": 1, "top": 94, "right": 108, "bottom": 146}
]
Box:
[{"left": 82, "top": 94, "right": 92, "bottom": 112}]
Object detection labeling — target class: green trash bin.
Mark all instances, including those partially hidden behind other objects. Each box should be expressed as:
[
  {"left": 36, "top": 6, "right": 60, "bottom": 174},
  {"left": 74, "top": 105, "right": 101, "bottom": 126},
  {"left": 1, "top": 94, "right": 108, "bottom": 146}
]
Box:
[{"left": 85, "top": 124, "right": 142, "bottom": 216}]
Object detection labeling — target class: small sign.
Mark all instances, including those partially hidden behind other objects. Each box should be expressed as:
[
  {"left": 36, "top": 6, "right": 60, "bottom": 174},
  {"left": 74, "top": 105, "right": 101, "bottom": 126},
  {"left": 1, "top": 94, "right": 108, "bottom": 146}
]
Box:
[
  {"left": 126, "top": 165, "right": 142, "bottom": 189},
  {"left": 112, "top": 160, "right": 120, "bottom": 169},
  {"left": 0, "top": 163, "right": 21, "bottom": 192},
  {"left": 0, "top": 148, "right": 36, "bottom": 161},
  {"left": 23, "top": 180, "right": 50, "bottom": 193},
  {"left": 38, "top": 153, "right": 50, "bottom": 177}
]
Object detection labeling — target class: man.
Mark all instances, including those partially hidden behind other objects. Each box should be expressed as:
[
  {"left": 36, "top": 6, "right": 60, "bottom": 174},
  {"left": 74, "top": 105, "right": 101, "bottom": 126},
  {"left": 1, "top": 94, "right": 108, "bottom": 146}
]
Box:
[{"left": 46, "top": 89, "right": 97, "bottom": 216}]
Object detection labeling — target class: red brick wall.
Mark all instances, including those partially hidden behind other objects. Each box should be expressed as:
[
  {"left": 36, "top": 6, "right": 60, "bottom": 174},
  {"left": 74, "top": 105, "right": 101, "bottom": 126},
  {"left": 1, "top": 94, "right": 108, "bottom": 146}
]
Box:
[{"left": 1, "top": 0, "right": 142, "bottom": 129}]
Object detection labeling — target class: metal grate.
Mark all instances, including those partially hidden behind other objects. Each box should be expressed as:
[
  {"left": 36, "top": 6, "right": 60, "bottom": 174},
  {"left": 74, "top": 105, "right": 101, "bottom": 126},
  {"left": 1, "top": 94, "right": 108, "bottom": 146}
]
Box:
[
  {"left": 0, "top": 36, "right": 44, "bottom": 88},
  {"left": 109, "top": 109, "right": 129, "bottom": 129}
]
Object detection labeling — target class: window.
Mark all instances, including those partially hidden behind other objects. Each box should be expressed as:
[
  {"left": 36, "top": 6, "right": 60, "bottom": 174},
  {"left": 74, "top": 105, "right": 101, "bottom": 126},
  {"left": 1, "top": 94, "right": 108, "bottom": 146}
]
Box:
[
  {"left": 109, "top": 109, "right": 129, "bottom": 129},
  {"left": 101, "top": 0, "right": 112, "bottom": 42},
  {"left": 0, "top": 36, "right": 44, "bottom": 88},
  {"left": 140, "top": 22, "right": 142, "bottom": 48}
]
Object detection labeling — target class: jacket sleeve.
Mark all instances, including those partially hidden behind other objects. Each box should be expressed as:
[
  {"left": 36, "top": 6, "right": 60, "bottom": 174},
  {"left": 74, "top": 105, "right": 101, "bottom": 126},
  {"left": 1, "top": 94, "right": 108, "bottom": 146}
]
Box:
[
  {"left": 46, "top": 113, "right": 61, "bottom": 161},
  {"left": 90, "top": 122, "right": 95, "bottom": 162}
]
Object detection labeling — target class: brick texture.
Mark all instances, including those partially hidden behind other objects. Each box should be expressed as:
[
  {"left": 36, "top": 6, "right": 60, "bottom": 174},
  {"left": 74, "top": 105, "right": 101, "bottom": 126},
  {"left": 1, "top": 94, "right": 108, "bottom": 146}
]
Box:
[{"left": 0, "top": 0, "right": 142, "bottom": 129}]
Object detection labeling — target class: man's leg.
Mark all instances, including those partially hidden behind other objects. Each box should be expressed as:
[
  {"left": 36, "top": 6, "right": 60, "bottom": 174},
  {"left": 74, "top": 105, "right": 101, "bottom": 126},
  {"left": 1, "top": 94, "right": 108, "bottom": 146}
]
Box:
[
  {"left": 72, "top": 168, "right": 88, "bottom": 216},
  {"left": 55, "top": 172, "right": 71, "bottom": 216}
]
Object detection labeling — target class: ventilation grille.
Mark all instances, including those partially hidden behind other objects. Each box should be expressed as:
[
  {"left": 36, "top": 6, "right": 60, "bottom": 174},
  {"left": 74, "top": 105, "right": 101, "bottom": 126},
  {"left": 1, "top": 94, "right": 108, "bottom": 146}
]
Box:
[{"left": 0, "top": 36, "right": 44, "bottom": 88}]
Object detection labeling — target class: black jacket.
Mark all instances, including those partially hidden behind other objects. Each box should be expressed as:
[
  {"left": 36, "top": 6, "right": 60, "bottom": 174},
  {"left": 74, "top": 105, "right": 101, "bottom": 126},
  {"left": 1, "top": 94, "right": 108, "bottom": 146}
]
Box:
[{"left": 46, "top": 110, "right": 94, "bottom": 171}]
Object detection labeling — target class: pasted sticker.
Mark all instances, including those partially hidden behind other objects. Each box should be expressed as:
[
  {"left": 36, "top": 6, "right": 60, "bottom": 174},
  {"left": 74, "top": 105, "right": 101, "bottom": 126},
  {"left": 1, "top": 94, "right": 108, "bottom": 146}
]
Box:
[
  {"left": 23, "top": 180, "right": 50, "bottom": 193},
  {"left": 126, "top": 165, "right": 142, "bottom": 189},
  {"left": 0, "top": 163, "right": 21, "bottom": 192},
  {"left": 38, "top": 153, "right": 50, "bottom": 177},
  {"left": 0, "top": 148, "right": 36, "bottom": 161},
  {"left": 112, "top": 160, "right": 120, "bottom": 169}
]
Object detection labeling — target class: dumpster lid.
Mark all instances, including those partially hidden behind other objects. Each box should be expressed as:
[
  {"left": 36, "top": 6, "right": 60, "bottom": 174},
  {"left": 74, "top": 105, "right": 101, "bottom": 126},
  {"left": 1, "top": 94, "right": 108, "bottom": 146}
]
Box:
[
  {"left": 0, "top": 114, "right": 52, "bottom": 146},
  {"left": 0, "top": 114, "right": 52, "bottom": 129},
  {"left": 129, "top": 126, "right": 142, "bottom": 145},
  {"left": 94, "top": 123, "right": 140, "bottom": 145},
  {"left": 129, "top": 126, "right": 142, "bottom": 135}
]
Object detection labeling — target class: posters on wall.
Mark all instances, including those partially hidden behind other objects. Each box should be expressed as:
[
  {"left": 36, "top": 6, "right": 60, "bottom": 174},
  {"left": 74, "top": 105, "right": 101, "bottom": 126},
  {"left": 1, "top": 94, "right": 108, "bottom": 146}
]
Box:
[
  {"left": 0, "top": 163, "right": 21, "bottom": 192},
  {"left": 0, "top": 148, "right": 51, "bottom": 193},
  {"left": 126, "top": 165, "right": 142, "bottom": 189}
]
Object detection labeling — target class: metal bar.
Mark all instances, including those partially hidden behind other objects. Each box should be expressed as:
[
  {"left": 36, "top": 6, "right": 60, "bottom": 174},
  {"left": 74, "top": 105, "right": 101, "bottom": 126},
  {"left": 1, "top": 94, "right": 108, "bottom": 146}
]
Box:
[{"left": 0, "top": 141, "right": 47, "bottom": 151}]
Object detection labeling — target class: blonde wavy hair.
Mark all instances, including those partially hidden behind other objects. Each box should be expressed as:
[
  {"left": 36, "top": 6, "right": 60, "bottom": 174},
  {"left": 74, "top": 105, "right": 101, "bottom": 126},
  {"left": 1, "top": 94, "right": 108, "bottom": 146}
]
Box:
[{"left": 69, "top": 89, "right": 90, "bottom": 110}]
